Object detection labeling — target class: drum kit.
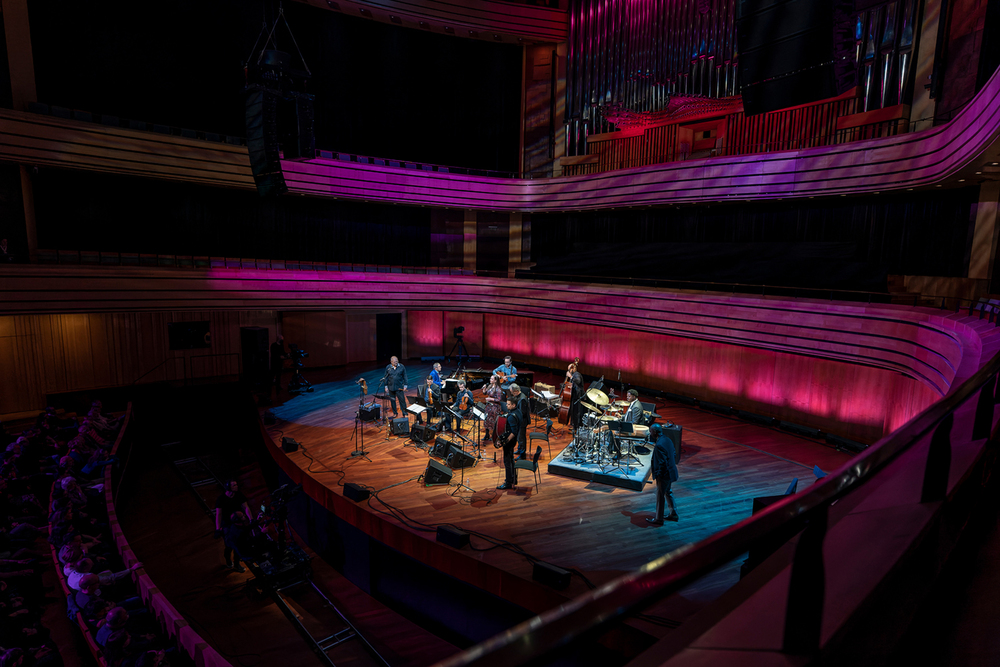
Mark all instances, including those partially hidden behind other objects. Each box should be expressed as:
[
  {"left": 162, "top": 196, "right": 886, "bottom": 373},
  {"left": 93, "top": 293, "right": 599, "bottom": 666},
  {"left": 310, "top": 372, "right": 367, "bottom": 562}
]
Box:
[{"left": 566, "top": 388, "right": 650, "bottom": 473}]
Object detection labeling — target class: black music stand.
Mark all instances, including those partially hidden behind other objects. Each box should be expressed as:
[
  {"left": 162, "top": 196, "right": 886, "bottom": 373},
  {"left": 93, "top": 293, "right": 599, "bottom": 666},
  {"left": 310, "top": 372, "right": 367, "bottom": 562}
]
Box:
[
  {"left": 349, "top": 382, "right": 371, "bottom": 461},
  {"left": 604, "top": 421, "right": 639, "bottom": 474}
]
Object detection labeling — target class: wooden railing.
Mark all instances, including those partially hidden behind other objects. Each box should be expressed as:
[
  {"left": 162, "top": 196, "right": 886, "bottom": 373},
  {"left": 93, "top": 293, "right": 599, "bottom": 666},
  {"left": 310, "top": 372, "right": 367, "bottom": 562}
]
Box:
[{"left": 433, "top": 338, "right": 1000, "bottom": 666}]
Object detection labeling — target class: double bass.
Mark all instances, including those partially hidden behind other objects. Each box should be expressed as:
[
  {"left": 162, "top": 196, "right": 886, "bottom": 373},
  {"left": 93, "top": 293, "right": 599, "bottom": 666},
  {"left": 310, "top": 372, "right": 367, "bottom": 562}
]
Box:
[{"left": 558, "top": 357, "right": 580, "bottom": 425}]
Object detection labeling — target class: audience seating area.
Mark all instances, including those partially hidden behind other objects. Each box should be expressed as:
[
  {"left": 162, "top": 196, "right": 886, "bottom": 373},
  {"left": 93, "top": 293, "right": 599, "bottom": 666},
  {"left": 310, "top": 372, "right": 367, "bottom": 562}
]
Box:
[{"left": 0, "top": 398, "right": 229, "bottom": 667}]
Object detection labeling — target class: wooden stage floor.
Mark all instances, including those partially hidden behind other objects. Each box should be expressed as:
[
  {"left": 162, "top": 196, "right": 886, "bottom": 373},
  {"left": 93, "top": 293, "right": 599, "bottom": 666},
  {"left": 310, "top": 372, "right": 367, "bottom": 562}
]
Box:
[{"left": 265, "top": 361, "right": 854, "bottom": 615}]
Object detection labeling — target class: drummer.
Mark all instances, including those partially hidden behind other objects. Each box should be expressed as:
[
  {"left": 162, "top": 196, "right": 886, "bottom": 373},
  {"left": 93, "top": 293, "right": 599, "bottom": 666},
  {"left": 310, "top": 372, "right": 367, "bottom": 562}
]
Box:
[{"left": 624, "top": 389, "right": 644, "bottom": 424}]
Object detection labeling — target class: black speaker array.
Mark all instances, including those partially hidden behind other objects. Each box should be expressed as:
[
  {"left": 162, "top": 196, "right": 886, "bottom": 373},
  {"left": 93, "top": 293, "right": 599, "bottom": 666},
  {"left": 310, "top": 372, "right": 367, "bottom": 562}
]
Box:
[
  {"left": 736, "top": 0, "right": 838, "bottom": 115},
  {"left": 446, "top": 446, "right": 476, "bottom": 469},
  {"left": 245, "top": 86, "right": 287, "bottom": 196}
]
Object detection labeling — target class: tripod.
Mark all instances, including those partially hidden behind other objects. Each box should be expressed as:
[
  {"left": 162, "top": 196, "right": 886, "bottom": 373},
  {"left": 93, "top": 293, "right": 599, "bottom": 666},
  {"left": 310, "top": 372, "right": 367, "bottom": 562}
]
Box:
[
  {"left": 447, "top": 335, "right": 470, "bottom": 364},
  {"left": 350, "top": 384, "right": 371, "bottom": 460}
]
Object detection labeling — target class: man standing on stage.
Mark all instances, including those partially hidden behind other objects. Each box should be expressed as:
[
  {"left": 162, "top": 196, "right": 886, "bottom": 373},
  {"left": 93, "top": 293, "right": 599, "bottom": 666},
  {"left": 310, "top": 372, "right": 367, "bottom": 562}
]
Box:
[
  {"left": 498, "top": 397, "right": 521, "bottom": 490},
  {"left": 624, "top": 389, "right": 644, "bottom": 424},
  {"left": 493, "top": 356, "right": 518, "bottom": 389},
  {"left": 646, "top": 424, "right": 679, "bottom": 525},
  {"left": 566, "top": 362, "right": 584, "bottom": 432},
  {"left": 270, "top": 335, "right": 286, "bottom": 395},
  {"left": 386, "top": 356, "right": 407, "bottom": 418},
  {"left": 445, "top": 380, "right": 474, "bottom": 431},
  {"left": 509, "top": 384, "right": 530, "bottom": 459}
]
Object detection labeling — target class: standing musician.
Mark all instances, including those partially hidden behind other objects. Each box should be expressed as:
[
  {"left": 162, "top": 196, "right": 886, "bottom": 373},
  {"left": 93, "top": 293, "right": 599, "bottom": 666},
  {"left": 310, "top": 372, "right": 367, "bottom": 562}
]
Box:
[
  {"left": 429, "top": 362, "right": 443, "bottom": 390},
  {"left": 498, "top": 397, "right": 522, "bottom": 489},
  {"left": 385, "top": 356, "right": 408, "bottom": 418},
  {"left": 624, "top": 389, "right": 644, "bottom": 424},
  {"left": 508, "top": 384, "right": 530, "bottom": 459},
  {"left": 445, "top": 380, "right": 474, "bottom": 432},
  {"left": 646, "top": 424, "right": 679, "bottom": 525},
  {"left": 417, "top": 374, "right": 441, "bottom": 425},
  {"left": 482, "top": 374, "right": 504, "bottom": 443},
  {"left": 493, "top": 356, "right": 518, "bottom": 389},
  {"left": 566, "top": 362, "right": 584, "bottom": 432}
]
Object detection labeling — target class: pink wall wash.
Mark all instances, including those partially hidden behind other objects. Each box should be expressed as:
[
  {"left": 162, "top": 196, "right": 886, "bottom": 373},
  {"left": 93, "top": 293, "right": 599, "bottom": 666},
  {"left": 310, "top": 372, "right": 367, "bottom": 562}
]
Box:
[{"left": 480, "top": 313, "right": 941, "bottom": 443}]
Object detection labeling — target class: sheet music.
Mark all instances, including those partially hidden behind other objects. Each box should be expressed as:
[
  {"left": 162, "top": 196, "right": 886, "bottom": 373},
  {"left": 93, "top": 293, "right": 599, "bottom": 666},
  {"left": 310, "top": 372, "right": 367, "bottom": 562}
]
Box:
[
  {"left": 471, "top": 407, "right": 486, "bottom": 420},
  {"left": 406, "top": 404, "right": 426, "bottom": 414},
  {"left": 540, "top": 390, "right": 559, "bottom": 400}
]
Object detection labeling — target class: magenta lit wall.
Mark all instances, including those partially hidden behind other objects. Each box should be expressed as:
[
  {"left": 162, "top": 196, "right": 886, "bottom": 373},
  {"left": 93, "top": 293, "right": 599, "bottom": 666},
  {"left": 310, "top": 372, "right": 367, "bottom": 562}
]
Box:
[{"left": 477, "top": 314, "right": 940, "bottom": 443}]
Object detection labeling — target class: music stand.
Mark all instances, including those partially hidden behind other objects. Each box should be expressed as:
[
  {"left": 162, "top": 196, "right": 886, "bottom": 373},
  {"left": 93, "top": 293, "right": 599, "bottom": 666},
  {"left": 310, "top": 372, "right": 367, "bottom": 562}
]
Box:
[
  {"left": 446, "top": 444, "right": 476, "bottom": 496},
  {"left": 604, "top": 421, "right": 639, "bottom": 474},
  {"left": 406, "top": 397, "right": 429, "bottom": 449},
  {"left": 350, "top": 382, "right": 371, "bottom": 461},
  {"left": 470, "top": 404, "right": 487, "bottom": 458}
]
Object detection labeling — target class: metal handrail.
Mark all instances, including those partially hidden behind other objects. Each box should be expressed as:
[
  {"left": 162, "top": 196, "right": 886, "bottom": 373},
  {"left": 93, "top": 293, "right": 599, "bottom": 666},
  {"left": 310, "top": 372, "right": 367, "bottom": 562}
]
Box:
[
  {"left": 435, "top": 345, "right": 1000, "bottom": 667},
  {"left": 131, "top": 357, "right": 186, "bottom": 385}
]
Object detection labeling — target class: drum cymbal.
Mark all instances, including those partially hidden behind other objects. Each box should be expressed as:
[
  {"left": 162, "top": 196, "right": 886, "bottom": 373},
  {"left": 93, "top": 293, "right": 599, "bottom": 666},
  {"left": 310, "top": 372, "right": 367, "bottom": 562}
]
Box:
[
  {"left": 613, "top": 400, "right": 630, "bottom": 407},
  {"left": 586, "top": 388, "right": 610, "bottom": 406},
  {"left": 598, "top": 415, "right": 618, "bottom": 422},
  {"left": 581, "top": 401, "right": 601, "bottom": 413}
]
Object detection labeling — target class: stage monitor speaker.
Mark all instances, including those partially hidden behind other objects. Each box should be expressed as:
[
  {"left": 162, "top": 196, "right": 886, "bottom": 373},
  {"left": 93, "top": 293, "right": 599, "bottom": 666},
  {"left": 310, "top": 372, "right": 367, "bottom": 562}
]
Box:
[
  {"left": 447, "top": 445, "right": 477, "bottom": 469},
  {"left": 343, "top": 482, "right": 371, "bottom": 502},
  {"left": 411, "top": 424, "right": 434, "bottom": 444},
  {"left": 245, "top": 85, "right": 288, "bottom": 196},
  {"left": 390, "top": 417, "right": 410, "bottom": 436},
  {"left": 532, "top": 561, "right": 571, "bottom": 590},
  {"left": 436, "top": 525, "right": 470, "bottom": 549},
  {"left": 240, "top": 326, "right": 270, "bottom": 383},
  {"left": 431, "top": 436, "right": 454, "bottom": 459},
  {"left": 423, "top": 459, "right": 453, "bottom": 486},
  {"left": 359, "top": 403, "right": 380, "bottom": 422},
  {"left": 281, "top": 437, "right": 299, "bottom": 453}
]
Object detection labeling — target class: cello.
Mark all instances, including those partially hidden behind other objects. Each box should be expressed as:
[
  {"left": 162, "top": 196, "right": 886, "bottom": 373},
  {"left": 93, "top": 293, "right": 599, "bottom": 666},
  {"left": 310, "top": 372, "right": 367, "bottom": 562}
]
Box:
[{"left": 558, "top": 357, "right": 580, "bottom": 425}]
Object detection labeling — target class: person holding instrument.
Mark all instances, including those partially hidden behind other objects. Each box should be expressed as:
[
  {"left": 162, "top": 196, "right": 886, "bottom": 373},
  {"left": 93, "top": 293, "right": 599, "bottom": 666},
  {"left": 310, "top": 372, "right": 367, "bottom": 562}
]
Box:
[
  {"left": 493, "top": 356, "right": 517, "bottom": 389},
  {"left": 429, "top": 362, "right": 443, "bottom": 390},
  {"left": 566, "top": 361, "right": 584, "bottom": 432},
  {"left": 482, "top": 374, "right": 504, "bottom": 444},
  {"left": 444, "top": 380, "right": 474, "bottom": 432},
  {"left": 417, "top": 374, "right": 441, "bottom": 425}
]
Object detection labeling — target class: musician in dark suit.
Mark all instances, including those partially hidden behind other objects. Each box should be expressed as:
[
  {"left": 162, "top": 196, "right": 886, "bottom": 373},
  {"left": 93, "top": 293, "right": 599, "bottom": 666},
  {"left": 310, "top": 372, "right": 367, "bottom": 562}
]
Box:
[
  {"left": 509, "top": 384, "right": 530, "bottom": 458},
  {"left": 498, "top": 397, "right": 521, "bottom": 489},
  {"left": 566, "top": 362, "right": 584, "bottom": 431},
  {"left": 445, "top": 380, "right": 474, "bottom": 431},
  {"left": 385, "top": 356, "right": 407, "bottom": 418},
  {"left": 624, "top": 389, "right": 644, "bottom": 424},
  {"left": 646, "top": 424, "right": 679, "bottom": 525}
]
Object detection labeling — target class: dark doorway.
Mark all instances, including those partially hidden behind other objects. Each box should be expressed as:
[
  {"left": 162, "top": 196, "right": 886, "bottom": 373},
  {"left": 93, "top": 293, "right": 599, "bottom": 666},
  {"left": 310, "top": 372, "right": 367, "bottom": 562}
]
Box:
[
  {"left": 376, "top": 313, "right": 402, "bottom": 362},
  {"left": 477, "top": 213, "right": 510, "bottom": 275}
]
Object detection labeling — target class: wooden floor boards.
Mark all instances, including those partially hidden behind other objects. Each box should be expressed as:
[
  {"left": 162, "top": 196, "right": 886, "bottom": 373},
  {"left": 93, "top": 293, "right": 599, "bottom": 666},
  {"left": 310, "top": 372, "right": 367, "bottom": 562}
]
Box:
[{"left": 267, "top": 362, "right": 854, "bottom": 601}]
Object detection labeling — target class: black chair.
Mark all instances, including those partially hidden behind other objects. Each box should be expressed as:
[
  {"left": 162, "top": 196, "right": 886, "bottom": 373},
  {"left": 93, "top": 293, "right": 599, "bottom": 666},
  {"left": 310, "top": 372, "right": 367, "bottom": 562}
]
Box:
[
  {"left": 529, "top": 418, "right": 554, "bottom": 459},
  {"left": 515, "top": 446, "right": 543, "bottom": 491}
]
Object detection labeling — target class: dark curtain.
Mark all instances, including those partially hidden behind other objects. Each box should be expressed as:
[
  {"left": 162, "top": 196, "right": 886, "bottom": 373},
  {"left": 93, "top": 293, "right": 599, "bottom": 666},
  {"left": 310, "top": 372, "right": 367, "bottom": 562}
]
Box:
[
  {"left": 33, "top": 168, "right": 431, "bottom": 266},
  {"left": 529, "top": 188, "right": 979, "bottom": 291},
  {"left": 28, "top": 0, "right": 521, "bottom": 172}
]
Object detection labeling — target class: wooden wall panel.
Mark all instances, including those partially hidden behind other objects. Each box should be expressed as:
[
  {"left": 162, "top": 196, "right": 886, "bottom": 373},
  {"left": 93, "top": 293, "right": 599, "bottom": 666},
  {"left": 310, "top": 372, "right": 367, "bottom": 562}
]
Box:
[
  {"left": 481, "top": 314, "right": 939, "bottom": 442},
  {"left": 281, "top": 311, "right": 348, "bottom": 369},
  {"left": 346, "top": 313, "right": 377, "bottom": 364},
  {"left": 407, "top": 311, "right": 444, "bottom": 358},
  {"left": 0, "top": 310, "right": 279, "bottom": 417}
]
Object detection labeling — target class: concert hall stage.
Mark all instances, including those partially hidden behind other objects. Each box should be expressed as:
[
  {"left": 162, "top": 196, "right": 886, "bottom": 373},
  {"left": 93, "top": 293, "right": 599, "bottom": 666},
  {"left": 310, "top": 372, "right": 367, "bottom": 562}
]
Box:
[{"left": 262, "top": 361, "right": 855, "bottom": 630}]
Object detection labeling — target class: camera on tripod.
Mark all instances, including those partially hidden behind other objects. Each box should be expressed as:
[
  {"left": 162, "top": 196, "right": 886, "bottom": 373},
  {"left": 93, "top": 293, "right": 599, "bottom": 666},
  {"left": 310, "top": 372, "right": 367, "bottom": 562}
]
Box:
[
  {"left": 287, "top": 344, "right": 314, "bottom": 393},
  {"left": 288, "top": 345, "right": 309, "bottom": 366}
]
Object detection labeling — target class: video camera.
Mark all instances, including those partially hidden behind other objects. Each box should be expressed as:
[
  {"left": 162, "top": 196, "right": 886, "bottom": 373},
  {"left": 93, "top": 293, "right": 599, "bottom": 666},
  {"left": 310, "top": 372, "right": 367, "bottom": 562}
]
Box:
[{"left": 288, "top": 344, "right": 309, "bottom": 367}]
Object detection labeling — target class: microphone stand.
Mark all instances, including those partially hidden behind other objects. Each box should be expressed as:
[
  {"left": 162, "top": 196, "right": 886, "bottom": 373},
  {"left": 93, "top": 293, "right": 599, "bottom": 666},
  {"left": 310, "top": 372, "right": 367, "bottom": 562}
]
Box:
[{"left": 350, "top": 383, "right": 370, "bottom": 460}]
